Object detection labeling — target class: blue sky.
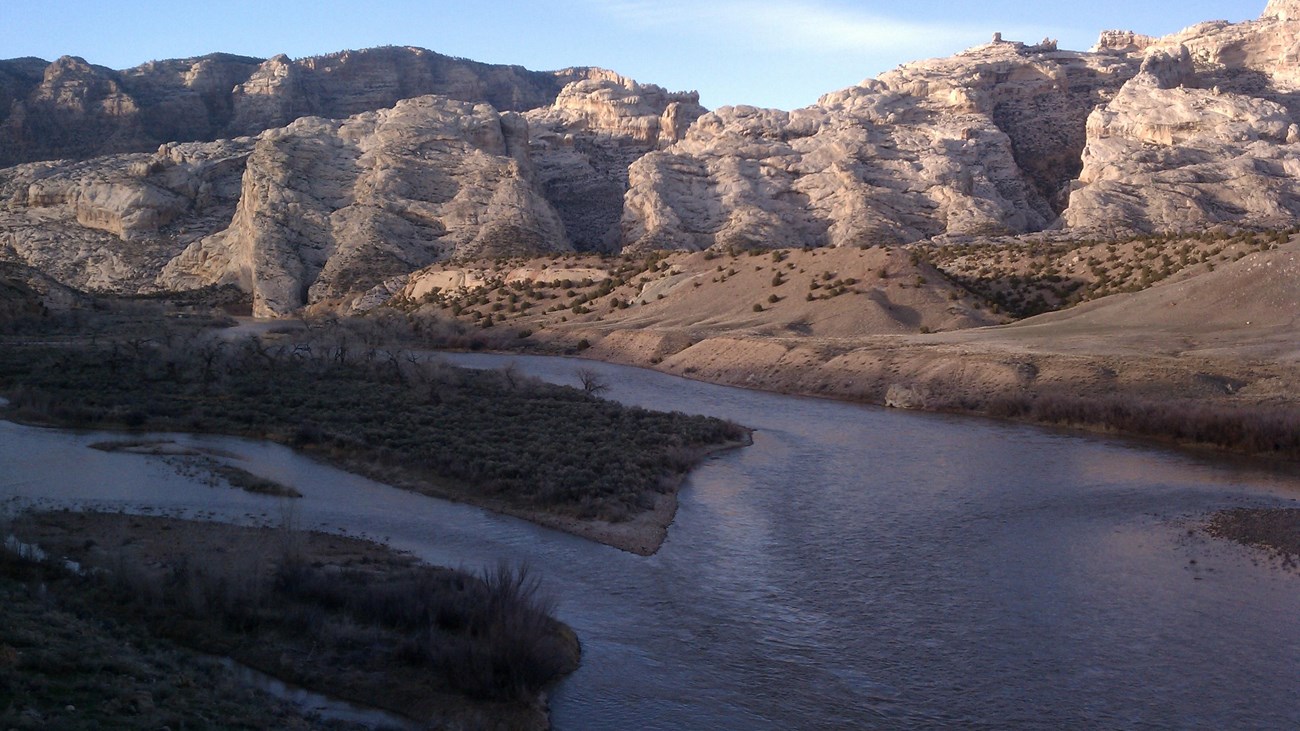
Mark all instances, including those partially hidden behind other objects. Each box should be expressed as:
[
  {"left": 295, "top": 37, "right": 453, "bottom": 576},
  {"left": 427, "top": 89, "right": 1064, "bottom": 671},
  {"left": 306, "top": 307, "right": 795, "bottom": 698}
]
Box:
[{"left": 1, "top": 1, "right": 1269, "bottom": 110}]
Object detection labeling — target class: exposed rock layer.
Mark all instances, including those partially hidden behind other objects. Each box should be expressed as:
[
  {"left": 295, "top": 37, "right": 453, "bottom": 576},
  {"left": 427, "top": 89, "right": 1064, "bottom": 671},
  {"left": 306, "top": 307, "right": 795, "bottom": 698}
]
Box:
[
  {"left": 157, "top": 97, "right": 570, "bottom": 317},
  {"left": 6, "top": 3, "right": 1300, "bottom": 313},
  {"left": 0, "top": 47, "right": 593, "bottom": 168},
  {"left": 524, "top": 72, "right": 706, "bottom": 250}
]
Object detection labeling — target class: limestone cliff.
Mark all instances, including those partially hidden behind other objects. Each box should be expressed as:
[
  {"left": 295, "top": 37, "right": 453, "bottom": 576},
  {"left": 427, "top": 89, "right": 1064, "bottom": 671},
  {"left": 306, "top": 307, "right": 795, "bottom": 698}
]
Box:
[
  {"left": 619, "top": 38, "right": 1136, "bottom": 252},
  {"left": 158, "top": 96, "right": 570, "bottom": 316},
  {"left": 0, "top": 47, "right": 593, "bottom": 168},
  {"left": 6, "top": 2, "right": 1300, "bottom": 315},
  {"left": 524, "top": 72, "right": 706, "bottom": 250}
]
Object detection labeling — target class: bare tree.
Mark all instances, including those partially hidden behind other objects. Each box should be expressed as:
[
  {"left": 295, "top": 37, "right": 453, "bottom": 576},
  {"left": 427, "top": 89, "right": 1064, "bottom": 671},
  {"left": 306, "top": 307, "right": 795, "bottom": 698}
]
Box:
[
  {"left": 500, "top": 361, "right": 522, "bottom": 390},
  {"left": 576, "top": 367, "right": 609, "bottom": 396}
]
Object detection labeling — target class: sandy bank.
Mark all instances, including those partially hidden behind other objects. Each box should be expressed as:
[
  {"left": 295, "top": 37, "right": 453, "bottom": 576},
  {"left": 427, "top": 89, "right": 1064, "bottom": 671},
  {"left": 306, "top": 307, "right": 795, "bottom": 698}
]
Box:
[{"left": 570, "top": 327, "right": 1300, "bottom": 461}]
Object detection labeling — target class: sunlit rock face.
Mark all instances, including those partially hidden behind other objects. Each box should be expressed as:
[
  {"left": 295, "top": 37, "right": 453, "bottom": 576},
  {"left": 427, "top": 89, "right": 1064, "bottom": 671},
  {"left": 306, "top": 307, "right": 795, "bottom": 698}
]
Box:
[
  {"left": 2, "top": 96, "right": 573, "bottom": 316},
  {"left": 8, "top": 3, "right": 1300, "bottom": 312},
  {"left": 619, "top": 39, "right": 1137, "bottom": 252},
  {"left": 159, "top": 96, "right": 571, "bottom": 317},
  {"left": 1263, "top": 0, "right": 1300, "bottom": 22},
  {"left": 525, "top": 71, "right": 707, "bottom": 251},
  {"left": 0, "top": 139, "right": 255, "bottom": 294},
  {"left": 1064, "top": 53, "right": 1300, "bottom": 234},
  {"left": 0, "top": 46, "right": 582, "bottom": 168},
  {"left": 1063, "top": 6, "right": 1300, "bottom": 233}
]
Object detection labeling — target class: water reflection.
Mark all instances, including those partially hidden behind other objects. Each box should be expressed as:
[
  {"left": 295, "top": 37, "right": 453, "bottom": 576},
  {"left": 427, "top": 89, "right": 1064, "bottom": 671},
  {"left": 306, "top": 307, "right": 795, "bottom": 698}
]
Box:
[{"left": 3, "top": 353, "right": 1300, "bottom": 729}]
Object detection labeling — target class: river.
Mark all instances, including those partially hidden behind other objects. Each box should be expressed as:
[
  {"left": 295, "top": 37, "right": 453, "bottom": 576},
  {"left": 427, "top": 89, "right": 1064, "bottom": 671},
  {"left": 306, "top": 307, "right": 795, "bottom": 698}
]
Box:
[{"left": 3, "top": 353, "right": 1299, "bottom": 729}]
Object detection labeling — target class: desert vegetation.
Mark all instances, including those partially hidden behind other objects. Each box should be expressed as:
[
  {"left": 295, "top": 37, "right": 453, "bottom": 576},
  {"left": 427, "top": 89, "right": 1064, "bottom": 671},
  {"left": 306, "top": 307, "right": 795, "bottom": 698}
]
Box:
[
  {"left": 397, "top": 244, "right": 992, "bottom": 340},
  {"left": 925, "top": 228, "right": 1297, "bottom": 317},
  {"left": 0, "top": 309, "right": 747, "bottom": 533},
  {"left": 982, "top": 392, "right": 1300, "bottom": 461},
  {"left": 1, "top": 510, "right": 577, "bottom": 727}
]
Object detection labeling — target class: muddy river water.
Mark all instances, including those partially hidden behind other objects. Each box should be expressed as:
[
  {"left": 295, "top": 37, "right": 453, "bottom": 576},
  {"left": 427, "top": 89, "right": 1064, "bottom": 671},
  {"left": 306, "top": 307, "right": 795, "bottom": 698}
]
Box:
[{"left": 3, "top": 353, "right": 1299, "bottom": 729}]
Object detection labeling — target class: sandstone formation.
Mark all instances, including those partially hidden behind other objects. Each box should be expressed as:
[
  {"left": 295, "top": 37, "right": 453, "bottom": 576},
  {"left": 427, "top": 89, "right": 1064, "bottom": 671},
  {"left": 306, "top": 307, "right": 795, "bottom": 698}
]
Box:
[
  {"left": 615, "top": 3, "right": 1300, "bottom": 252},
  {"left": 1, "top": 139, "right": 253, "bottom": 292},
  {"left": 0, "top": 260, "right": 89, "bottom": 323},
  {"left": 159, "top": 96, "right": 569, "bottom": 316},
  {"left": 2, "top": 95, "right": 572, "bottom": 316},
  {"left": 1063, "top": 50, "right": 1300, "bottom": 233},
  {"left": 1063, "top": 6, "right": 1300, "bottom": 233},
  {"left": 618, "top": 38, "right": 1139, "bottom": 253},
  {"left": 0, "top": 47, "right": 592, "bottom": 168},
  {"left": 524, "top": 71, "right": 706, "bottom": 250},
  {"left": 5, "top": 3, "right": 1300, "bottom": 315},
  {"left": 224, "top": 47, "right": 588, "bottom": 136}
]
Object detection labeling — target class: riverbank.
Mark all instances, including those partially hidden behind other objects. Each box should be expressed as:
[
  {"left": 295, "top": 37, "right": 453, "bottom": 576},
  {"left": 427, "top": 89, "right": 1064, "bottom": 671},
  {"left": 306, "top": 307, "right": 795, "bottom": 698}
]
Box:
[
  {"left": 0, "top": 317, "right": 748, "bottom": 556},
  {"left": 1207, "top": 507, "right": 1300, "bottom": 570},
  {"left": 4, "top": 354, "right": 1300, "bottom": 728},
  {"left": 0, "top": 570, "right": 378, "bottom": 730},
  {"left": 388, "top": 241, "right": 1300, "bottom": 465},
  {"left": 319, "top": 433, "right": 752, "bottom": 556},
  {"left": 2, "top": 511, "right": 580, "bottom": 729},
  {"left": 571, "top": 330, "right": 1300, "bottom": 463}
]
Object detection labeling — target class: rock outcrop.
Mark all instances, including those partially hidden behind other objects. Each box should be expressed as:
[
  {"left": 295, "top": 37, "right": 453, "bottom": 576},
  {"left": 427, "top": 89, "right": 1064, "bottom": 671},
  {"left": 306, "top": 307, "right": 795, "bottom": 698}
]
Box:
[
  {"left": 224, "top": 47, "right": 587, "bottom": 136},
  {"left": 1063, "top": 6, "right": 1300, "bottom": 233},
  {"left": 0, "top": 47, "right": 595, "bottom": 168},
  {"left": 1263, "top": 0, "right": 1300, "bottom": 23},
  {"left": 3, "top": 95, "right": 571, "bottom": 315},
  {"left": 620, "top": 38, "right": 1138, "bottom": 252},
  {"left": 1092, "top": 30, "right": 1158, "bottom": 55},
  {"left": 7, "top": 3, "right": 1300, "bottom": 314},
  {"left": 0, "top": 140, "right": 253, "bottom": 292},
  {"left": 0, "top": 54, "right": 264, "bottom": 168},
  {"left": 1063, "top": 51, "right": 1300, "bottom": 233},
  {"left": 524, "top": 72, "right": 706, "bottom": 250},
  {"left": 0, "top": 260, "right": 90, "bottom": 323},
  {"left": 158, "top": 96, "right": 570, "bottom": 316}
]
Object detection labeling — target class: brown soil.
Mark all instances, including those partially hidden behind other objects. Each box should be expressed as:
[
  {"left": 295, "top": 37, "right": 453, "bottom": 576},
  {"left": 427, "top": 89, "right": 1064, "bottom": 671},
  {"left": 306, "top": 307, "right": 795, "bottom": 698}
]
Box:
[
  {"left": 402, "top": 246, "right": 1003, "bottom": 342},
  {"left": 406, "top": 242, "right": 1300, "bottom": 440},
  {"left": 551, "top": 241, "right": 1300, "bottom": 460}
]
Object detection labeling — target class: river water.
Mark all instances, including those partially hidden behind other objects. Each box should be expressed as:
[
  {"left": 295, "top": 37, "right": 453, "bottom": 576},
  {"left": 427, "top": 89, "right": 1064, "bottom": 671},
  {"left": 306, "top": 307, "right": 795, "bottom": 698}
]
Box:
[{"left": 3, "top": 353, "right": 1299, "bottom": 729}]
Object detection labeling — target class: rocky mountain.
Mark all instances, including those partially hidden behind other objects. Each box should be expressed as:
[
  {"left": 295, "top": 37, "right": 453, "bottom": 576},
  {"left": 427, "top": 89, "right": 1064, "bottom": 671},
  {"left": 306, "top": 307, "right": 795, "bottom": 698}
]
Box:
[
  {"left": 3, "top": 2, "right": 1300, "bottom": 315},
  {"left": 0, "top": 46, "right": 599, "bottom": 168},
  {"left": 1, "top": 53, "right": 694, "bottom": 315},
  {"left": 524, "top": 71, "right": 706, "bottom": 251},
  {"left": 0, "top": 260, "right": 88, "bottom": 325},
  {"left": 158, "top": 97, "right": 568, "bottom": 316}
]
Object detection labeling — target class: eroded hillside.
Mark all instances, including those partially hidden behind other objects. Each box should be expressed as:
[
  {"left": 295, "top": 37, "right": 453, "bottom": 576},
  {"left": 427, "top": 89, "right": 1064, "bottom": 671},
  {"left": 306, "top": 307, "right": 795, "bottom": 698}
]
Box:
[{"left": 3, "top": 2, "right": 1300, "bottom": 325}]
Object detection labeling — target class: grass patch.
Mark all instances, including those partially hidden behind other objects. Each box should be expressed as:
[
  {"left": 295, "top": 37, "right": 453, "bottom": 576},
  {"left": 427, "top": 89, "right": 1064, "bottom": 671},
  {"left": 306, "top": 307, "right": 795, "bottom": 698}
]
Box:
[
  {"left": 87, "top": 440, "right": 303, "bottom": 498},
  {"left": 0, "top": 316, "right": 748, "bottom": 528},
  {"left": 5, "top": 511, "right": 578, "bottom": 727},
  {"left": 984, "top": 393, "right": 1300, "bottom": 459},
  {"left": 212, "top": 464, "right": 303, "bottom": 498}
]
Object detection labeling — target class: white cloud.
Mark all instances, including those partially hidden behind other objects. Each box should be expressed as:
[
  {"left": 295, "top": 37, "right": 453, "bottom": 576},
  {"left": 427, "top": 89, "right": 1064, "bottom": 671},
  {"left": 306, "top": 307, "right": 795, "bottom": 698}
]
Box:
[{"left": 591, "top": 0, "right": 1045, "bottom": 56}]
